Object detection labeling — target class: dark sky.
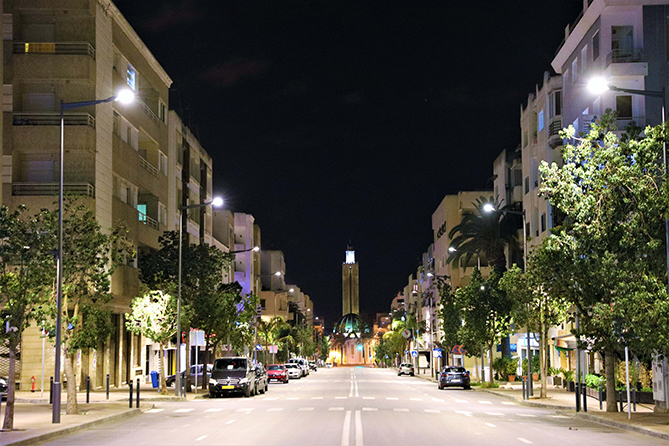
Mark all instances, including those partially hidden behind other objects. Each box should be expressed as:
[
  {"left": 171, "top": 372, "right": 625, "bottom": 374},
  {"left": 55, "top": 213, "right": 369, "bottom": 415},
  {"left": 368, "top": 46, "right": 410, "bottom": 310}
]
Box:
[{"left": 114, "top": 1, "right": 583, "bottom": 328}]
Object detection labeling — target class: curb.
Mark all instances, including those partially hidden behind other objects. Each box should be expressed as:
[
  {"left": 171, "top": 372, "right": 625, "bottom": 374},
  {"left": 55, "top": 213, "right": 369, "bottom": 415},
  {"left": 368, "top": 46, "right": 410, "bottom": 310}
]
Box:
[
  {"left": 1, "top": 403, "right": 153, "bottom": 446},
  {"left": 475, "top": 388, "right": 575, "bottom": 412},
  {"left": 576, "top": 412, "right": 669, "bottom": 442}
]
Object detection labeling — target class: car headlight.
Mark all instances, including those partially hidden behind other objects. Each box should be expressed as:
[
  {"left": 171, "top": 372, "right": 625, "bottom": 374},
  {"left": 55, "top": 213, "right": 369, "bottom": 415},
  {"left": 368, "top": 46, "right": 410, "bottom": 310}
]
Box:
[
  {"left": 238, "top": 378, "right": 249, "bottom": 384},
  {"left": 209, "top": 378, "right": 217, "bottom": 385}
]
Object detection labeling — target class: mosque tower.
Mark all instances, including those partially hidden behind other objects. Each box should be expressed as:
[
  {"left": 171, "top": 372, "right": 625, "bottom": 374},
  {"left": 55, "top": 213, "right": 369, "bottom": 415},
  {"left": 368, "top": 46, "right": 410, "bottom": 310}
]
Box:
[{"left": 342, "top": 244, "right": 359, "bottom": 315}]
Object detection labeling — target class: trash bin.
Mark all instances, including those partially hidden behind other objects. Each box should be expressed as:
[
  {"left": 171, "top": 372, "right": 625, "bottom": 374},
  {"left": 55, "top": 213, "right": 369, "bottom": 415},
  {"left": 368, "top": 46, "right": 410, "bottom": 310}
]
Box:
[{"left": 150, "top": 371, "right": 159, "bottom": 388}]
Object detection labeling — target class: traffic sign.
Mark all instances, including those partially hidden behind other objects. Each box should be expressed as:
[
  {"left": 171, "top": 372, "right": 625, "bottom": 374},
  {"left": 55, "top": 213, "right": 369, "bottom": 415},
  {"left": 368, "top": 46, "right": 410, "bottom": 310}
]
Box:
[
  {"left": 255, "top": 344, "right": 263, "bottom": 351},
  {"left": 452, "top": 344, "right": 466, "bottom": 355},
  {"left": 411, "top": 350, "right": 418, "bottom": 358},
  {"left": 433, "top": 348, "right": 442, "bottom": 358},
  {"left": 401, "top": 329, "right": 412, "bottom": 339}
]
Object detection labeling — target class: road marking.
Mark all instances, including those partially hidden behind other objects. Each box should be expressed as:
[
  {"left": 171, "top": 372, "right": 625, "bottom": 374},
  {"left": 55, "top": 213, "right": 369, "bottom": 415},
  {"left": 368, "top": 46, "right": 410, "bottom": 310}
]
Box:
[
  {"left": 550, "top": 415, "right": 570, "bottom": 419},
  {"left": 394, "top": 408, "right": 409, "bottom": 412},
  {"left": 204, "top": 408, "right": 223, "bottom": 413},
  {"left": 174, "top": 409, "right": 193, "bottom": 413},
  {"left": 342, "top": 410, "right": 352, "bottom": 446},
  {"left": 362, "top": 407, "right": 377, "bottom": 411},
  {"left": 355, "top": 410, "right": 363, "bottom": 446},
  {"left": 311, "top": 397, "right": 324, "bottom": 400},
  {"left": 455, "top": 399, "right": 468, "bottom": 403},
  {"left": 386, "top": 397, "right": 398, "bottom": 400},
  {"left": 298, "top": 407, "right": 315, "bottom": 411},
  {"left": 336, "top": 396, "right": 348, "bottom": 399},
  {"left": 478, "top": 401, "right": 492, "bottom": 404},
  {"left": 432, "top": 398, "right": 444, "bottom": 402},
  {"left": 226, "top": 420, "right": 236, "bottom": 425},
  {"left": 486, "top": 412, "right": 504, "bottom": 416},
  {"left": 267, "top": 408, "right": 284, "bottom": 411},
  {"left": 263, "top": 397, "right": 278, "bottom": 400},
  {"left": 195, "top": 435, "right": 207, "bottom": 442},
  {"left": 355, "top": 381, "right": 359, "bottom": 397},
  {"left": 287, "top": 397, "right": 299, "bottom": 400},
  {"left": 363, "top": 397, "right": 375, "bottom": 400},
  {"left": 485, "top": 423, "right": 496, "bottom": 428},
  {"left": 410, "top": 398, "right": 422, "bottom": 401},
  {"left": 349, "top": 382, "right": 354, "bottom": 397},
  {"left": 455, "top": 410, "right": 472, "bottom": 417},
  {"left": 236, "top": 408, "right": 254, "bottom": 412},
  {"left": 518, "top": 438, "right": 532, "bottom": 444},
  {"left": 501, "top": 402, "right": 515, "bottom": 405},
  {"left": 330, "top": 407, "right": 345, "bottom": 411},
  {"left": 146, "top": 409, "right": 164, "bottom": 413},
  {"left": 517, "top": 414, "right": 536, "bottom": 418},
  {"left": 424, "top": 409, "right": 440, "bottom": 413}
]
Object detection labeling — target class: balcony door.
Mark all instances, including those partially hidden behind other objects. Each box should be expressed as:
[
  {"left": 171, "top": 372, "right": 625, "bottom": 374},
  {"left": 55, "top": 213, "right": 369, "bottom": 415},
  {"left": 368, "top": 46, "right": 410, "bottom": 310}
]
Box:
[{"left": 611, "top": 26, "right": 633, "bottom": 54}]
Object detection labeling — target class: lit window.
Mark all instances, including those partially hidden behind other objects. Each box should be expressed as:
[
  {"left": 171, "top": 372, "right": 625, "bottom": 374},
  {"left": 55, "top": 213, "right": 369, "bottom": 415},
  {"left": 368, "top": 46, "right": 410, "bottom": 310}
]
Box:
[
  {"left": 127, "top": 63, "right": 136, "bottom": 90},
  {"left": 538, "top": 110, "right": 544, "bottom": 132}
]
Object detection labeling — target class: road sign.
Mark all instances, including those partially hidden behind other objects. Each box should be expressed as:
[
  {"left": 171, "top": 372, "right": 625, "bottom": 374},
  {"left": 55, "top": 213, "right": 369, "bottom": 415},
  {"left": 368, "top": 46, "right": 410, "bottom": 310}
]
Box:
[
  {"left": 452, "top": 344, "right": 466, "bottom": 355},
  {"left": 401, "top": 329, "right": 412, "bottom": 339},
  {"left": 255, "top": 344, "right": 263, "bottom": 351},
  {"left": 411, "top": 350, "right": 418, "bottom": 358},
  {"left": 433, "top": 348, "right": 442, "bottom": 358}
]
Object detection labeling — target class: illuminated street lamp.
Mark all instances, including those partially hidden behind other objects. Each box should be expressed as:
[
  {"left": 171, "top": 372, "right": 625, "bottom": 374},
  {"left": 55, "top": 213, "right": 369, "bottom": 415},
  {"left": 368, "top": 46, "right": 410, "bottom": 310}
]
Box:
[
  {"left": 175, "top": 196, "right": 223, "bottom": 397},
  {"left": 53, "top": 88, "right": 135, "bottom": 423}
]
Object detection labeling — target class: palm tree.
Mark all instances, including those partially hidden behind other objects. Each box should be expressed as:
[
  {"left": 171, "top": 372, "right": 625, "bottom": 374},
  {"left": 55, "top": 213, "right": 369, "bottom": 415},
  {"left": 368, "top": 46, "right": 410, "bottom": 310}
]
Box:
[
  {"left": 447, "top": 196, "right": 520, "bottom": 273},
  {"left": 257, "top": 316, "right": 286, "bottom": 364}
]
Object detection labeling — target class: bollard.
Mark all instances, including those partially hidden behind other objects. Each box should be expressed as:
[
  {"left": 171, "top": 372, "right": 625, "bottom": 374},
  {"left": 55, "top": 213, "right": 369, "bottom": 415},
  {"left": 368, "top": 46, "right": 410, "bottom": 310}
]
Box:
[
  {"left": 633, "top": 387, "right": 637, "bottom": 412},
  {"left": 106, "top": 374, "right": 110, "bottom": 400},
  {"left": 136, "top": 378, "right": 140, "bottom": 409},
  {"left": 521, "top": 377, "right": 526, "bottom": 400},
  {"left": 619, "top": 390, "right": 624, "bottom": 412},
  {"left": 86, "top": 376, "right": 90, "bottom": 404},
  {"left": 575, "top": 382, "right": 581, "bottom": 412},
  {"left": 129, "top": 381, "right": 133, "bottom": 408},
  {"left": 582, "top": 384, "right": 587, "bottom": 412},
  {"left": 599, "top": 383, "right": 603, "bottom": 410},
  {"left": 49, "top": 377, "right": 53, "bottom": 404}
]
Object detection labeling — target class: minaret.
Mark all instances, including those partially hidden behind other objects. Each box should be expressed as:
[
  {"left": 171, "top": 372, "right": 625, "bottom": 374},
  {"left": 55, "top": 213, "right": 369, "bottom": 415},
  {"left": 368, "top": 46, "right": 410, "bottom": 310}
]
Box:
[{"left": 342, "top": 245, "right": 359, "bottom": 315}]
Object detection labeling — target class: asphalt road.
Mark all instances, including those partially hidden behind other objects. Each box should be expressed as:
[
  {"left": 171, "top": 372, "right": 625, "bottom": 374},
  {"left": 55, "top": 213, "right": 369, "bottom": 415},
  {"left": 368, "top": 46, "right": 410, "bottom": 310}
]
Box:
[{"left": 39, "top": 367, "right": 663, "bottom": 446}]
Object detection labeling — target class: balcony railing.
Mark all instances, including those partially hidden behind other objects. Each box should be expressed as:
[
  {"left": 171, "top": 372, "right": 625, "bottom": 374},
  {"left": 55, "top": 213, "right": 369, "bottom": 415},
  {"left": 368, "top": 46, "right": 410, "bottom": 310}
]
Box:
[
  {"left": 606, "top": 49, "right": 647, "bottom": 67},
  {"left": 13, "top": 42, "right": 95, "bottom": 58},
  {"left": 548, "top": 118, "right": 562, "bottom": 138},
  {"left": 138, "top": 210, "right": 159, "bottom": 230},
  {"left": 139, "top": 156, "right": 159, "bottom": 178},
  {"left": 136, "top": 98, "right": 161, "bottom": 125},
  {"left": 13, "top": 182, "right": 95, "bottom": 197},
  {"left": 13, "top": 112, "right": 95, "bottom": 127}
]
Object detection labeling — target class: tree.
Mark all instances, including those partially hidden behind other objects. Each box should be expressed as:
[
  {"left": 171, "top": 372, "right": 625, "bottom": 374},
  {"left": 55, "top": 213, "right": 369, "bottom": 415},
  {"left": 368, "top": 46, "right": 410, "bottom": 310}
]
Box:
[
  {"left": 538, "top": 115, "right": 669, "bottom": 411},
  {"left": 126, "top": 290, "right": 177, "bottom": 394},
  {"left": 258, "top": 316, "right": 286, "bottom": 363},
  {"left": 46, "top": 200, "right": 133, "bottom": 415},
  {"left": 318, "top": 336, "right": 331, "bottom": 362},
  {"left": 0, "top": 206, "right": 54, "bottom": 430},
  {"left": 455, "top": 268, "right": 511, "bottom": 382},
  {"left": 436, "top": 276, "right": 461, "bottom": 365}
]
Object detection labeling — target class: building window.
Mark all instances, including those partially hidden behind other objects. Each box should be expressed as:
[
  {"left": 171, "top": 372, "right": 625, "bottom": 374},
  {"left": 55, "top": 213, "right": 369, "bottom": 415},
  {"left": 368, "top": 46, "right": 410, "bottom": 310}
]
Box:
[
  {"left": 260, "top": 299, "right": 266, "bottom": 310},
  {"left": 571, "top": 58, "right": 578, "bottom": 83},
  {"left": 522, "top": 130, "right": 528, "bottom": 147},
  {"left": 552, "top": 91, "right": 562, "bottom": 117},
  {"left": 541, "top": 213, "right": 546, "bottom": 232},
  {"left": 158, "top": 202, "right": 167, "bottom": 226},
  {"left": 137, "top": 204, "right": 147, "bottom": 222},
  {"left": 525, "top": 222, "right": 530, "bottom": 238},
  {"left": 158, "top": 151, "right": 168, "bottom": 175},
  {"left": 592, "top": 30, "right": 600, "bottom": 61},
  {"left": 127, "top": 63, "right": 137, "bottom": 90},
  {"left": 580, "top": 46, "right": 588, "bottom": 74},
  {"left": 524, "top": 176, "right": 530, "bottom": 194},
  {"left": 158, "top": 100, "right": 168, "bottom": 124},
  {"left": 616, "top": 95, "right": 633, "bottom": 119},
  {"left": 538, "top": 110, "right": 544, "bottom": 132}
]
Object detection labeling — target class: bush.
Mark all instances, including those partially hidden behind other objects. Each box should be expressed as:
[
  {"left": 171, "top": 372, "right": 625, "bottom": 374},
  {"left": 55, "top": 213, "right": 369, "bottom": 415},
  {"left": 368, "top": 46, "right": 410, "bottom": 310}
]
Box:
[
  {"left": 615, "top": 361, "right": 652, "bottom": 389},
  {"left": 493, "top": 357, "right": 519, "bottom": 380},
  {"left": 585, "top": 373, "right": 605, "bottom": 389},
  {"left": 562, "top": 370, "right": 574, "bottom": 382},
  {"left": 531, "top": 354, "right": 540, "bottom": 373},
  {"left": 506, "top": 358, "right": 519, "bottom": 376},
  {"left": 481, "top": 381, "right": 500, "bottom": 389}
]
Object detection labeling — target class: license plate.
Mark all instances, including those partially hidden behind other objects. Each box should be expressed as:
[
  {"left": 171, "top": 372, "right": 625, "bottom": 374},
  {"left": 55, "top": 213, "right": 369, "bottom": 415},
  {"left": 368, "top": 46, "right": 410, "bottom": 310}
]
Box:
[{"left": 220, "top": 385, "right": 234, "bottom": 389}]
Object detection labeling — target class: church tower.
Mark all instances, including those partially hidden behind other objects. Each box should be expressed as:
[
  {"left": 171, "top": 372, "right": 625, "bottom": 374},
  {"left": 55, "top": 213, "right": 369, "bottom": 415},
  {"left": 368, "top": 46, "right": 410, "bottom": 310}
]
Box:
[{"left": 342, "top": 245, "right": 359, "bottom": 315}]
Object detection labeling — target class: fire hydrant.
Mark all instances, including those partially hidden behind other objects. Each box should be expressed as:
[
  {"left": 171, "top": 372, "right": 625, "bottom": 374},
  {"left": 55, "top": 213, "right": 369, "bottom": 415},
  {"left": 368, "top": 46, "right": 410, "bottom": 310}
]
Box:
[{"left": 31, "top": 376, "right": 35, "bottom": 392}]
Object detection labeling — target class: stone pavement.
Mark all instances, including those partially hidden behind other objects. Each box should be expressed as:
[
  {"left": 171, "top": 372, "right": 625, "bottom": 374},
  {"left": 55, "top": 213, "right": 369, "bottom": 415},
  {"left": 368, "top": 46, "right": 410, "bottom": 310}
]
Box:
[{"left": 0, "top": 383, "right": 205, "bottom": 446}]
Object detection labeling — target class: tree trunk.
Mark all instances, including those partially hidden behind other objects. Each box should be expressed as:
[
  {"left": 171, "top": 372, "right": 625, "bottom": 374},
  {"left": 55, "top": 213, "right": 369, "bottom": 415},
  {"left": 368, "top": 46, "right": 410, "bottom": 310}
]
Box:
[
  {"left": 488, "top": 345, "right": 494, "bottom": 383},
  {"left": 605, "top": 348, "right": 618, "bottom": 412},
  {"left": 159, "top": 341, "right": 168, "bottom": 395},
  {"left": 540, "top": 318, "right": 547, "bottom": 398},
  {"left": 474, "top": 355, "right": 479, "bottom": 383},
  {"left": 184, "top": 335, "right": 191, "bottom": 393},
  {"left": 64, "top": 349, "right": 78, "bottom": 414},
  {"left": 3, "top": 338, "right": 18, "bottom": 430},
  {"left": 481, "top": 348, "right": 486, "bottom": 383}
]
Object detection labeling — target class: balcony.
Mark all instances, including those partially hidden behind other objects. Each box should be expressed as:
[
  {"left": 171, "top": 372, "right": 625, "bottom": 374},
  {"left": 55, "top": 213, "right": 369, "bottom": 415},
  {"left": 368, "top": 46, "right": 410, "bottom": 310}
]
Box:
[
  {"left": 138, "top": 210, "right": 159, "bottom": 230},
  {"left": 604, "top": 49, "right": 648, "bottom": 77},
  {"left": 13, "top": 42, "right": 95, "bottom": 58},
  {"left": 12, "top": 182, "right": 95, "bottom": 197},
  {"left": 139, "top": 156, "right": 159, "bottom": 178},
  {"left": 547, "top": 117, "right": 563, "bottom": 148},
  {"left": 13, "top": 112, "right": 95, "bottom": 127},
  {"left": 606, "top": 49, "right": 647, "bottom": 67},
  {"left": 136, "top": 98, "right": 160, "bottom": 126}
]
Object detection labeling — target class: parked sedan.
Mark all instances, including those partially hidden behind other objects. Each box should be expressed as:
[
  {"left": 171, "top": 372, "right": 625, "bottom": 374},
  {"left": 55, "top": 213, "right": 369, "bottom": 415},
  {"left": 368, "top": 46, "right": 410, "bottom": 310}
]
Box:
[
  {"left": 285, "top": 363, "right": 302, "bottom": 379},
  {"left": 0, "top": 376, "right": 7, "bottom": 400},
  {"left": 253, "top": 363, "right": 269, "bottom": 394},
  {"left": 398, "top": 363, "right": 415, "bottom": 376},
  {"left": 166, "top": 364, "right": 212, "bottom": 388},
  {"left": 438, "top": 366, "right": 471, "bottom": 390},
  {"left": 267, "top": 364, "right": 289, "bottom": 383}
]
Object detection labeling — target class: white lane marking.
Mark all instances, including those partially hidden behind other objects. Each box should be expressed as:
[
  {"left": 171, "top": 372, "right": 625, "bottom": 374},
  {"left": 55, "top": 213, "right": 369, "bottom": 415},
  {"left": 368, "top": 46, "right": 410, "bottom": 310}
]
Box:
[
  {"left": 410, "top": 398, "right": 422, "bottom": 401},
  {"left": 485, "top": 423, "right": 496, "bottom": 428},
  {"left": 386, "top": 397, "right": 398, "bottom": 400},
  {"left": 394, "top": 408, "right": 409, "bottom": 412},
  {"left": 298, "top": 407, "right": 315, "bottom": 411},
  {"left": 363, "top": 397, "right": 375, "bottom": 400},
  {"left": 287, "top": 397, "right": 299, "bottom": 400},
  {"left": 551, "top": 415, "right": 570, "bottom": 419},
  {"left": 174, "top": 409, "right": 194, "bottom": 413},
  {"left": 355, "top": 410, "right": 363, "bottom": 446},
  {"left": 183, "top": 424, "right": 191, "bottom": 427},
  {"left": 195, "top": 436, "right": 207, "bottom": 442},
  {"left": 263, "top": 397, "right": 278, "bottom": 400},
  {"left": 267, "top": 408, "right": 284, "bottom": 411},
  {"left": 342, "top": 410, "right": 351, "bottom": 446},
  {"left": 355, "top": 381, "right": 359, "bottom": 397},
  {"left": 501, "top": 402, "right": 516, "bottom": 405},
  {"left": 311, "top": 397, "right": 324, "bottom": 400},
  {"left": 362, "top": 407, "right": 378, "bottom": 411},
  {"left": 455, "top": 410, "right": 472, "bottom": 417},
  {"left": 486, "top": 412, "right": 504, "bottom": 416},
  {"left": 330, "top": 407, "right": 345, "bottom": 411},
  {"left": 455, "top": 399, "right": 468, "bottom": 403},
  {"left": 478, "top": 401, "right": 492, "bottom": 404},
  {"left": 424, "top": 409, "right": 440, "bottom": 413},
  {"left": 204, "top": 408, "right": 223, "bottom": 413},
  {"left": 432, "top": 398, "right": 444, "bottom": 402},
  {"left": 349, "top": 382, "right": 354, "bottom": 397},
  {"left": 146, "top": 409, "right": 164, "bottom": 413},
  {"left": 226, "top": 420, "right": 236, "bottom": 425},
  {"left": 517, "top": 414, "right": 536, "bottom": 418},
  {"left": 336, "top": 396, "right": 348, "bottom": 399},
  {"left": 518, "top": 438, "right": 532, "bottom": 444},
  {"left": 236, "top": 408, "right": 254, "bottom": 412}
]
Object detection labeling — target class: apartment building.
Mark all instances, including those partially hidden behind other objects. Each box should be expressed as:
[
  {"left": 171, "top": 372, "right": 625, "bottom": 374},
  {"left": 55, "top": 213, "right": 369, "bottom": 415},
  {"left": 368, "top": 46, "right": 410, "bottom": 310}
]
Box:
[
  {"left": 552, "top": 0, "right": 669, "bottom": 136},
  {"left": 2, "top": 0, "right": 173, "bottom": 390},
  {"left": 233, "top": 213, "right": 261, "bottom": 297}
]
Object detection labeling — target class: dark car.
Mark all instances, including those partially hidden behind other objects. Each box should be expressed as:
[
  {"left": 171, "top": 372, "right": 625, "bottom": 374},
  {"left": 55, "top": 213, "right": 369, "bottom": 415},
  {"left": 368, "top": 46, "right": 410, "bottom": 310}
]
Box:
[
  {"left": 267, "top": 364, "right": 289, "bottom": 383},
  {"left": 0, "top": 376, "right": 7, "bottom": 400},
  {"left": 438, "top": 366, "right": 471, "bottom": 390},
  {"left": 253, "top": 363, "right": 269, "bottom": 394},
  {"left": 209, "top": 357, "right": 257, "bottom": 398},
  {"left": 166, "top": 364, "right": 211, "bottom": 388}
]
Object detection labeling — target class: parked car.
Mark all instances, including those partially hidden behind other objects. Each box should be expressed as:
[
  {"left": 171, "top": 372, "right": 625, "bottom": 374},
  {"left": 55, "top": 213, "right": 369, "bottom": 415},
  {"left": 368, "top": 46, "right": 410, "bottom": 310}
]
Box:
[
  {"left": 398, "top": 363, "right": 415, "bottom": 376},
  {"left": 308, "top": 361, "right": 318, "bottom": 371},
  {"left": 438, "top": 366, "right": 471, "bottom": 390},
  {"left": 253, "top": 363, "right": 269, "bottom": 394},
  {"left": 267, "top": 364, "right": 289, "bottom": 383},
  {"left": 288, "top": 358, "right": 309, "bottom": 377},
  {"left": 0, "top": 376, "right": 7, "bottom": 400},
  {"left": 285, "top": 363, "right": 302, "bottom": 379},
  {"left": 166, "top": 364, "right": 212, "bottom": 388},
  {"left": 325, "top": 362, "right": 333, "bottom": 368},
  {"left": 208, "top": 357, "right": 257, "bottom": 398}
]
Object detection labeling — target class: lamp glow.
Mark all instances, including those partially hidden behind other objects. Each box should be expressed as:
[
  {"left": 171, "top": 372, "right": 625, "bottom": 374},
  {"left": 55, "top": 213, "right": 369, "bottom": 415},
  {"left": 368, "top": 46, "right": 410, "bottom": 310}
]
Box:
[
  {"left": 115, "top": 89, "right": 135, "bottom": 105},
  {"left": 448, "top": 247, "right": 456, "bottom": 253},
  {"left": 211, "top": 196, "right": 224, "bottom": 208},
  {"left": 275, "top": 271, "right": 282, "bottom": 277},
  {"left": 588, "top": 77, "right": 610, "bottom": 95},
  {"left": 252, "top": 246, "right": 260, "bottom": 252},
  {"left": 482, "top": 203, "right": 495, "bottom": 213}
]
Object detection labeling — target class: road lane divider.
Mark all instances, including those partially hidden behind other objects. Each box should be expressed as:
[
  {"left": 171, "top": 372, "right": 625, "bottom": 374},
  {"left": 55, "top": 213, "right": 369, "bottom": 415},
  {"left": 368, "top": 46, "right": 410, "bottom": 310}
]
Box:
[
  {"left": 342, "top": 410, "right": 352, "bottom": 446},
  {"left": 355, "top": 410, "right": 363, "bottom": 446}
]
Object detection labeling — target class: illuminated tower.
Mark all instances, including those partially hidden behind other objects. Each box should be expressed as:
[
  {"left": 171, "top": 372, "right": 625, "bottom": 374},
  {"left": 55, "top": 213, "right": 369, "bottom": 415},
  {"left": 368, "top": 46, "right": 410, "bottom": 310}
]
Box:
[{"left": 342, "top": 245, "right": 359, "bottom": 315}]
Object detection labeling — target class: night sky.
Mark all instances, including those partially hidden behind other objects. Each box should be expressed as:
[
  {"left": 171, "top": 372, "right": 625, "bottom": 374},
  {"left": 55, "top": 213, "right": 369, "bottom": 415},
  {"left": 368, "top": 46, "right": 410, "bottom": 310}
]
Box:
[{"left": 114, "top": 1, "right": 584, "bottom": 328}]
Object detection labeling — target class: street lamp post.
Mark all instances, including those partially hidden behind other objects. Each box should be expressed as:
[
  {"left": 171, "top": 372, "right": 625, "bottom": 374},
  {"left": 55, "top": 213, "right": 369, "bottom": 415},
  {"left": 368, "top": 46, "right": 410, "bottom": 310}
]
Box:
[
  {"left": 175, "top": 197, "right": 223, "bottom": 397},
  {"left": 53, "top": 89, "right": 134, "bottom": 423}
]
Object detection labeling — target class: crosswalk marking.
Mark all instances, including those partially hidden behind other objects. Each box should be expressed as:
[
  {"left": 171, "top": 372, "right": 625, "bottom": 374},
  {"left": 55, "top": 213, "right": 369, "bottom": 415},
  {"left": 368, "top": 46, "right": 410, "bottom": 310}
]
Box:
[
  {"left": 485, "top": 423, "right": 496, "bottom": 428},
  {"left": 287, "top": 397, "right": 299, "bottom": 400},
  {"left": 518, "top": 438, "right": 532, "bottom": 444},
  {"left": 386, "top": 397, "right": 398, "bottom": 400},
  {"left": 329, "top": 407, "right": 345, "bottom": 411},
  {"left": 146, "top": 409, "right": 164, "bottom": 413},
  {"left": 363, "top": 397, "right": 375, "bottom": 400},
  {"left": 501, "top": 402, "right": 515, "bottom": 405},
  {"left": 455, "top": 410, "right": 472, "bottom": 417},
  {"left": 455, "top": 399, "right": 468, "bottom": 403},
  {"left": 486, "top": 412, "right": 504, "bottom": 416},
  {"left": 424, "top": 409, "right": 440, "bottom": 413},
  {"left": 174, "top": 409, "right": 194, "bottom": 413},
  {"left": 478, "top": 401, "right": 492, "bottom": 404},
  {"left": 226, "top": 420, "right": 236, "bottom": 425},
  {"left": 517, "top": 414, "right": 536, "bottom": 418},
  {"left": 551, "top": 415, "right": 570, "bottom": 419},
  {"left": 432, "top": 398, "right": 444, "bottom": 402},
  {"left": 311, "top": 397, "right": 324, "bottom": 400},
  {"left": 362, "top": 407, "right": 378, "bottom": 411},
  {"left": 204, "top": 408, "right": 223, "bottom": 413},
  {"left": 336, "top": 396, "right": 347, "bottom": 399},
  {"left": 410, "top": 398, "right": 422, "bottom": 401},
  {"left": 195, "top": 435, "right": 207, "bottom": 442}
]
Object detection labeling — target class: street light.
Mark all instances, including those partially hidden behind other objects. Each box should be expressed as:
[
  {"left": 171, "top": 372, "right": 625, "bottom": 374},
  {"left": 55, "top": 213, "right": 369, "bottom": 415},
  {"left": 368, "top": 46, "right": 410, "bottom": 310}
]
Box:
[
  {"left": 175, "top": 197, "right": 223, "bottom": 397},
  {"left": 53, "top": 88, "right": 135, "bottom": 423},
  {"left": 228, "top": 246, "right": 260, "bottom": 255}
]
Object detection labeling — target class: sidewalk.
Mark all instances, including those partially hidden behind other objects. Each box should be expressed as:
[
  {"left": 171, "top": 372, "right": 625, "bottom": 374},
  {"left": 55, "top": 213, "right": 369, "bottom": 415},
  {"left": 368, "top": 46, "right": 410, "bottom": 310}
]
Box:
[{"left": 0, "top": 384, "right": 205, "bottom": 446}]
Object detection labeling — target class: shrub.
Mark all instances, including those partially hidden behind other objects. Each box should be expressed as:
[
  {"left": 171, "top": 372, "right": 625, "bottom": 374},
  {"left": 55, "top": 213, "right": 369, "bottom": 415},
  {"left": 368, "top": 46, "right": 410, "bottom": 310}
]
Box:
[
  {"left": 506, "top": 358, "right": 519, "bottom": 376},
  {"left": 562, "top": 370, "right": 574, "bottom": 382},
  {"left": 585, "top": 373, "right": 605, "bottom": 389},
  {"left": 493, "top": 357, "right": 519, "bottom": 380},
  {"left": 615, "top": 360, "right": 652, "bottom": 389},
  {"left": 481, "top": 381, "right": 500, "bottom": 389}
]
